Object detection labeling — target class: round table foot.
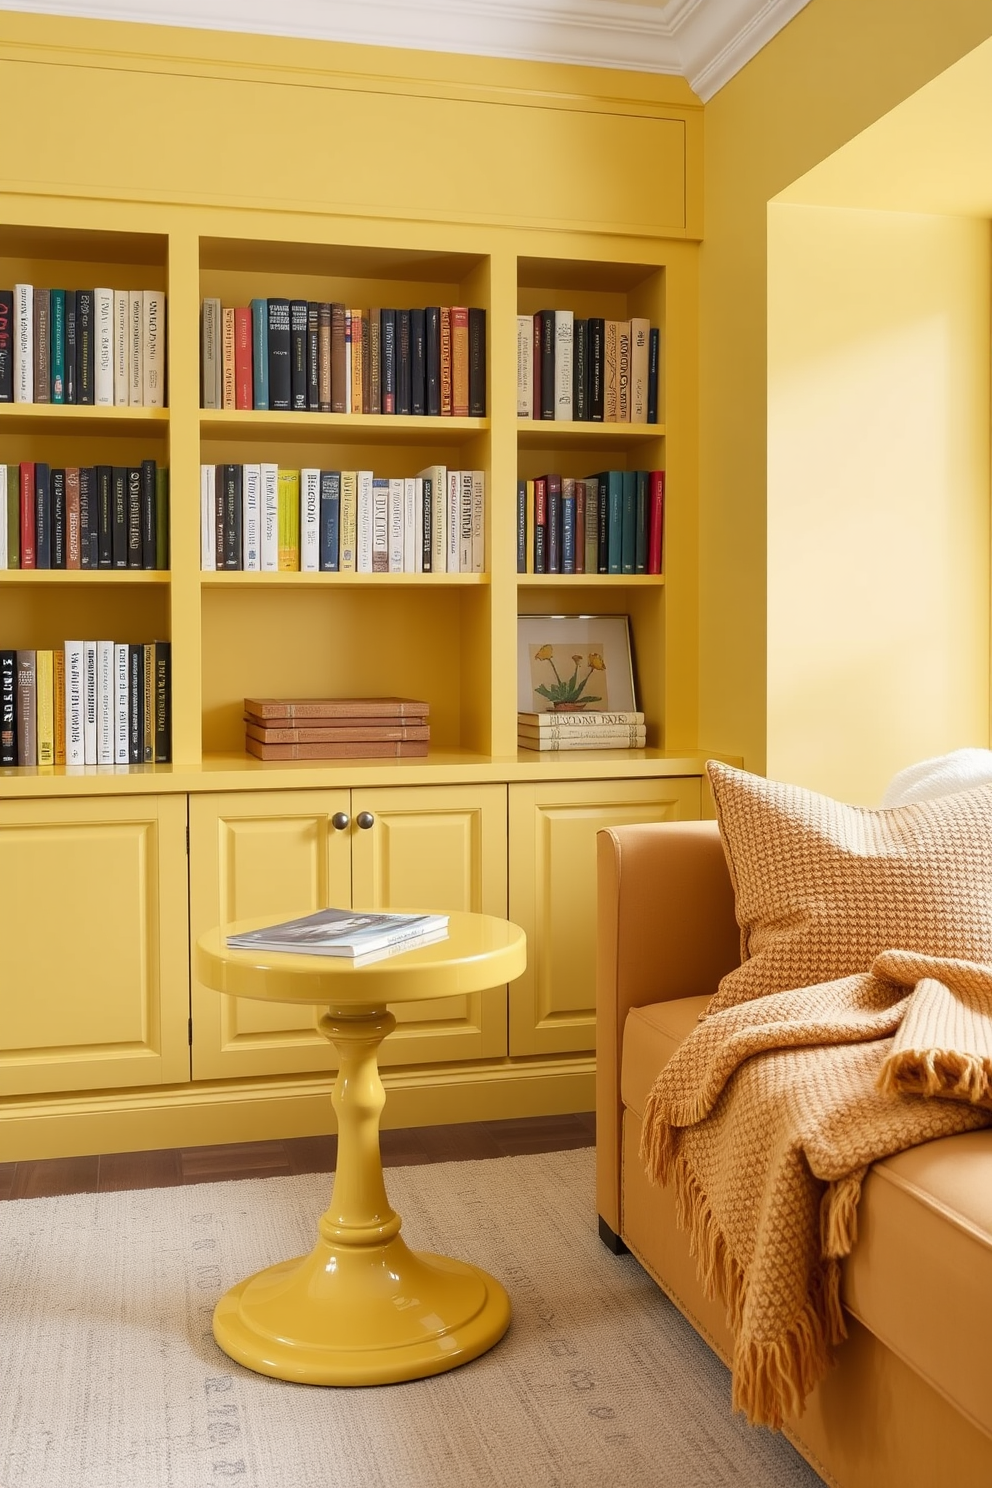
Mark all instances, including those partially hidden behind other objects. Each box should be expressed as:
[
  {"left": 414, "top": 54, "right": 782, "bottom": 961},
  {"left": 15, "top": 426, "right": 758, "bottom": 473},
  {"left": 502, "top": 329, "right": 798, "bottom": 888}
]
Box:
[{"left": 213, "top": 1232, "right": 511, "bottom": 1386}]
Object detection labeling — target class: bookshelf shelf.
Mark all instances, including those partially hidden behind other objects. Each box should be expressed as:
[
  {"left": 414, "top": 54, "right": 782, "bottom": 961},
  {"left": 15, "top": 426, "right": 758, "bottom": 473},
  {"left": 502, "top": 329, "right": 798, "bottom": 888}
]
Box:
[
  {"left": 0, "top": 570, "right": 170, "bottom": 586},
  {"left": 0, "top": 405, "right": 169, "bottom": 433},
  {"left": 517, "top": 421, "right": 664, "bottom": 447},
  {"left": 516, "top": 573, "right": 664, "bottom": 587},
  {"left": 200, "top": 410, "right": 488, "bottom": 446},
  {"left": 199, "top": 571, "right": 488, "bottom": 588}
]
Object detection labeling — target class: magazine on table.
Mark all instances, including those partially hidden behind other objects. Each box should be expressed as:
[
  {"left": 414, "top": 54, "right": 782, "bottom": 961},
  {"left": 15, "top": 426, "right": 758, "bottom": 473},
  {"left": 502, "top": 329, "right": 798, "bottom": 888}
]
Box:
[{"left": 226, "top": 906, "right": 449, "bottom": 958}]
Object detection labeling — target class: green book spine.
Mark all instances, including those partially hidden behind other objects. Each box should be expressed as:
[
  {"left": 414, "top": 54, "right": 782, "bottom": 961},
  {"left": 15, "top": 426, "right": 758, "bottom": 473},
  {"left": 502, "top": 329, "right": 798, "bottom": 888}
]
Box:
[
  {"left": 156, "top": 466, "right": 169, "bottom": 570},
  {"left": 620, "top": 470, "right": 637, "bottom": 575},
  {"left": 6, "top": 465, "right": 18, "bottom": 567},
  {"left": 634, "top": 469, "right": 649, "bottom": 574},
  {"left": 605, "top": 470, "right": 623, "bottom": 575},
  {"left": 50, "top": 289, "right": 65, "bottom": 403}
]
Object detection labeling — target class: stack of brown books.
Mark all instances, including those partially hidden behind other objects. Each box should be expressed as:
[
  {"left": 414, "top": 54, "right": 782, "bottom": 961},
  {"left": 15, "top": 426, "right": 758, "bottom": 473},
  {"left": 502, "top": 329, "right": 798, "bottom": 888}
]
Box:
[{"left": 243, "top": 697, "right": 430, "bottom": 761}]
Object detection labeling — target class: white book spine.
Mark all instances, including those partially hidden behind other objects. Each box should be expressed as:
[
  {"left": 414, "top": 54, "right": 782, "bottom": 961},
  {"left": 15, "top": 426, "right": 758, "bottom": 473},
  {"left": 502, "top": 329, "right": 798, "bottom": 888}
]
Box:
[
  {"left": 357, "top": 470, "right": 374, "bottom": 574},
  {"left": 300, "top": 468, "right": 320, "bottom": 572},
  {"left": 114, "top": 290, "right": 129, "bottom": 406},
  {"left": 471, "top": 470, "right": 485, "bottom": 573},
  {"left": 555, "top": 309, "right": 573, "bottom": 420},
  {"left": 14, "top": 284, "right": 32, "bottom": 402},
  {"left": 94, "top": 288, "right": 114, "bottom": 406},
  {"left": 114, "top": 642, "right": 129, "bottom": 765},
  {"left": 65, "top": 641, "right": 85, "bottom": 765},
  {"left": 403, "top": 477, "right": 418, "bottom": 573},
  {"left": 97, "top": 639, "right": 114, "bottom": 764},
  {"left": 388, "top": 478, "right": 404, "bottom": 573},
  {"left": 200, "top": 465, "right": 216, "bottom": 571},
  {"left": 459, "top": 470, "right": 473, "bottom": 572},
  {"left": 83, "top": 640, "right": 98, "bottom": 765},
  {"left": 516, "top": 314, "right": 533, "bottom": 417},
  {"left": 243, "top": 463, "right": 261, "bottom": 572},
  {"left": 143, "top": 290, "right": 165, "bottom": 408},
  {"left": 447, "top": 470, "right": 461, "bottom": 573},
  {"left": 129, "top": 290, "right": 143, "bottom": 406},
  {"left": 371, "top": 478, "right": 389, "bottom": 573},
  {"left": 413, "top": 477, "right": 424, "bottom": 574},
  {"left": 260, "top": 463, "right": 279, "bottom": 571},
  {"left": 0, "top": 465, "right": 6, "bottom": 569}
]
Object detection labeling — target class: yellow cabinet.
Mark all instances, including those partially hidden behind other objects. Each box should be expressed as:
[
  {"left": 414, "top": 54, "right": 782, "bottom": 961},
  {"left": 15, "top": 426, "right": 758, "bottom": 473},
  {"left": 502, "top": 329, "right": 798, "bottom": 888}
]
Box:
[
  {"left": 189, "top": 783, "right": 507, "bottom": 1080},
  {"left": 0, "top": 795, "right": 189, "bottom": 1097},
  {"left": 508, "top": 776, "right": 701, "bottom": 1057}
]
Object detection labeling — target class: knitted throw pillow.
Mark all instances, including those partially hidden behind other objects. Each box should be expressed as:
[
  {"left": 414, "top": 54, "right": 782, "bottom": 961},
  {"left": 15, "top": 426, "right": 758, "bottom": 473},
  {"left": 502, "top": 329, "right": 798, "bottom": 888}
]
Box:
[{"left": 706, "top": 760, "right": 992, "bottom": 1013}]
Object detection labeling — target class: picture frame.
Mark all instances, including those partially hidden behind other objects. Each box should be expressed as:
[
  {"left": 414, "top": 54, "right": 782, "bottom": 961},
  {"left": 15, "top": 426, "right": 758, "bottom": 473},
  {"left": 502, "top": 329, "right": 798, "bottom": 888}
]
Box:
[{"left": 517, "top": 614, "right": 637, "bottom": 714}]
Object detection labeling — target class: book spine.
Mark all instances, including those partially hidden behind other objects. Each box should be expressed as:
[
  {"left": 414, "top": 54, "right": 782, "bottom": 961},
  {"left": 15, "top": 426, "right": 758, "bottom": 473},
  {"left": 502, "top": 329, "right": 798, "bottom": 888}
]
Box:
[
  {"left": 532, "top": 312, "right": 542, "bottom": 419},
  {"left": 234, "top": 306, "right": 252, "bottom": 410},
  {"left": 648, "top": 327, "right": 660, "bottom": 423},
  {"left": 142, "top": 641, "right": 154, "bottom": 762},
  {"left": 471, "top": 470, "right": 485, "bottom": 572},
  {"left": 318, "top": 303, "right": 332, "bottom": 412},
  {"left": 361, "top": 306, "right": 371, "bottom": 413},
  {"left": 0, "top": 289, "right": 12, "bottom": 402},
  {"left": 319, "top": 470, "right": 340, "bottom": 572},
  {"left": 83, "top": 640, "right": 97, "bottom": 764},
  {"left": 368, "top": 307, "right": 382, "bottom": 414},
  {"left": 33, "top": 287, "right": 50, "bottom": 404},
  {"left": 589, "top": 318, "right": 605, "bottom": 422},
  {"left": 0, "top": 465, "right": 7, "bottom": 568},
  {"left": 575, "top": 475, "right": 585, "bottom": 573},
  {"left": 201, "top": 297, "right": 219, "bottom": 408},
  {"left": 516, "top": 314, "right": 533, "bottom": 418},
  {"left": 77, "top": 466, "right": 93, "bottom": 569},
  {"left": 533, "top": 476, "right": 546, "bottom": 575},
  {"left": 555, "top": 309, "right": 573, "bottom": 421},
  {"left": 388, "top": 477, "right": 404, "bottom": 573},
  {"left": 634, "top": 469, "right": 648, "bottom": 574},
  {"left": 96, "top": 465, "right": 113, "bottom": 567},
  {"left": 267, "top": 299, "right": 291, "bottom": 411},
  {"left": 350, "top": 307, "right": 365, "bottom": 414},
  {"left": 97, "top": 639, "right": 114, "bottom": 764},
  {"left": 51, "top": 289, "right": 66, "bottom": 403},
  {"left": 380, "top": 309, "right": 396, "bottom": 415},
  {"left": 200, "top": 464, "right": 216, "bottom": 570},
  {"left": 425, "top": 307, "right": 440, "bottom": 417},
  {"left": 242, "top": 462, "right": 261, "bottom": 572},
  {"left": 127, "top": 466, "right": 142, "bottom": 569},
  {"left": 403, "top": 476, "right": 418, "bottom": 573},
  {"left": 111, "top": 467, "right": 128, "bottom": 569},
  {"left": 573, "top": 318, "right": 588, "bottom": 422},
  {"left": 36, "top": 648, "right": 54, "bottom": 765},
  {"left": 78, "top": 290, "right": 96, "bottom": 405},
  {"left": 156, "top": 466, "right": 168, "bottom": 570},
  {"left": 260, "top": 463, "right": 278, "bottom": 571},
  {"left": 127, "top": 643, "right": 143, "bottom": 764},
  {"left": 141, "top": 459, "right": 157, "bottom": 570},
  {"left": 15, "top": 285, "right": 33, "bottom": 402},
  {"left": 129, "top": 289, "right": 143, "bottom": 406},
  {"left": 213, "top": 464, "right": 225, "bottom": 571},
  {"left": 584, "top": 478, "right": 599, "bottom": 576},
  {"left": 307, "top": 302, "right": 319, "bottom": 410},
  {"left": 446, "top": 469, "right": 460, "bottom": 573},
  {"left": 604, "top": 320, "right": 619, "bottom": 422},
  {"left": 450, "top": 306, "right": 469, "bottom": 418},
  {"left": 64, "top": 641, "right": 84, "bottom": 764},
  {"left": 458, "top": 469, "right": 473, "bottom": 572},
  {"left": 19, "top": 463, "right": 35, "bottom": 568},
  {"left": 51, "top": 468, "right": 66, "bottom": 569},
  {"left": 223, "top": 464, "right": 243, "bottom": 570},
  {"left": 410, "top": 307, "right": 426, "bottom": 417},
  {"left": 246, "top": 299, "right": 268, "bottom": 411},
  {"left": 546, "top": 472, "right": 562, "bottom": 575},
  {"left": 630, "top": 318, "right": 650, "bottom": 422},
  {"left": 154, "top": 641, "right": 171, "bottom": 763},
  {"left": 468, "top": 307, "right": 486, "bottom": 417},
  {"left": 420, "top": 475, "right": 432, "bottom": 573},
  {"left": 114, "top": 642, "right": 129, "bottom": 765},
  {"left": 647, "top": 469, "right": 665, "bottom": 574},
  {"left": 53, "top": 646, "right": 65, "bottom": 764},
  {"left": 330, "top": 303, "right": 346, "bottom": 412},
  {"left": 0, "top": 650, "right": 16, "bottom": 764},
  {"left": 621, "top": 469, "right": 636, "bottom": 574},
  {"left": 114, "top": 289, "right": 129, "bottom": 405},
  {"left": 617, "top": 320, "right": 631, "bottom": 423},
  {"left": 290, "top": 299, "right": 308, "bottom": 411},
  {"left": 605, "top": 471, "right": 621, "bottom": 574},
  {"left": 277, "top": 468, "right": 300, "bottom": 570},
  {"left": 300, "top": 467, "right": 321, "bottom": 572},
  {"left": 361, "top": 471, "right": 380, "bottom": 573},
  {"left": 540, "top": 310, "right": 556, "bottom": 420},
  {"left": 222, "top": 307, "right": 235, "bottom": 409},
  {"left": 395, "top": 308, "right": 411, "bottom": 416},
  {"left": 344, "top": 310, "right": 352, "bottom": 412},
  {"left": 143, "top": 291, "right": 165, "bottom": 407},
  {"left": 516, "top": 478, "right": 527, "bottom": 573},
  {"left": 34, "top": 463, "right": 51, "bottom": 570},
  {"left": 64, "top": 290, "right": 77, "bottom": 405},
  {"left": 93, "top": 288, "right": 113, "bottom": 405},
  {"left": 519, "top": 710, "right": 644, "bottom": 727},
  {"left": 339, "top": 470, "right": 357, "bottom": 572},
  {"left": 518, "top": 729, "right": 646, "bottom": 751},
  {"left": 561, "top": 477, "right": 576, "bottom": 574},
  {"left": 16, "top": 650, "right": 36, "bottom": 764},
  {"left": 439, "top": 306, "right": 452, "bottom": 416}
]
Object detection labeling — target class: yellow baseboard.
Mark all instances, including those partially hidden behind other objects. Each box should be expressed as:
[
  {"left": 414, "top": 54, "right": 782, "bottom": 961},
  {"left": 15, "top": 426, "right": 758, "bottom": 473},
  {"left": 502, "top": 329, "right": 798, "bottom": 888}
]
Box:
[{"left": 0, "top": 1059, "right": 596, "bottom": 1162}]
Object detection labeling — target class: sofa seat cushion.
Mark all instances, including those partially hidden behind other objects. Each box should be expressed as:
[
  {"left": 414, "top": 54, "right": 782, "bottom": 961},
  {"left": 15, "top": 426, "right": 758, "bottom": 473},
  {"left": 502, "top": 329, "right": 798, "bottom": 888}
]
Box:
[
  {"left": 843, "top": 1129, "right": 992, "bottom": 1439},
  {"left": 621, "top": 996, "right": 710, "bottom": 1118}
]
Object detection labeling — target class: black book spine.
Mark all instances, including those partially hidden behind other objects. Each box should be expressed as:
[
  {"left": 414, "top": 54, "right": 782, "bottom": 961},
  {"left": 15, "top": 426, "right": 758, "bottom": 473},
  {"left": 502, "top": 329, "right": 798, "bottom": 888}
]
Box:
[
  {"left": 306, "top": 302, "right": 320, "bottom": 410},
  {"left": 127, "top": 466, "right": 142, "bottom": 568},
  {"left": 409, "top": 308, "right": 426, "bottom": 417},
  {"left": 153, "top": 640, "right": 171, "bottom": 763},
  {"left": 589, "top": 319, "right": 605, "bottom": 422},
  {"left": 540, "top": 310, "right": 556, "bottom": 420},
  {"left": 421, "top": 475, "right": 432, "bottom": 573},
  {"left": 64, "top": 290, "right": 77, "bottom": 405},
  {"left": 290, "top": 299, "right": 308, "bottom": 411},
  {"left": 647, "top": 327, "right": 660, "bottom": 424},
  {"left": 319, "top": 469, "right": 340, "bottom": 572},
  {"left": 425, "top": 307, "right": 441, "bottom": 417},
  {"left": 396, "top": 309, "right": 411, "bottom": 416},
  {"left": 267, "top": 299, "right": 291, "bottom": 411},
  {"left": 34, "top": 463, "right": 51, "bottom": 569},
  {"left": 468, "top": 307, "right": 486, "bottom": 417},
  {"left": 0, "top": 650, "right": 17, "bottom": 765},
  {"left": 97, "top": 465, "right": 113, "bottom": 567},
  {"left": 78, "top": 466, "right": 95, "bottom": 569},
  {"left": 51, "top": 468, "right": 66, "bottom": 569},
  {"left": 597, "top": 472, "right": 609, "bottom": 573},
  {"left": 141, "top": 459, "right": 157, "bottom": 569},
  {"left": 128, "top": 643, "right": 144, "bottom": 764},
  {"left": 573, "top": 319, "right": 588, "bottom": 422},
  {"left": 380, "top": 310, "right": 396, "bottom": 414},
  {"left": 214, "top": 464, "right": 225, "bottom": 568},
  {"left": 77, "top": 290, "right": 94, "bottom": 405},
  {"left": 112, "top": 466, "right": 128, "bottom": 568},
  {"left": 0, "top": 290, "right": 12, "bottom": 402},
  {"left": 223, "top": 464, "right": 242, "bottom": 570}
]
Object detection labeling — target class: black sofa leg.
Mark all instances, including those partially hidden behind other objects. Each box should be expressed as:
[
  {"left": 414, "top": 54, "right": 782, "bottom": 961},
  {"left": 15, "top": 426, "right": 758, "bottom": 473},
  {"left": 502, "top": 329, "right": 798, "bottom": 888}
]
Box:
[{"left": 598, "top": 1215, "right": 628, "bottom": 1254}]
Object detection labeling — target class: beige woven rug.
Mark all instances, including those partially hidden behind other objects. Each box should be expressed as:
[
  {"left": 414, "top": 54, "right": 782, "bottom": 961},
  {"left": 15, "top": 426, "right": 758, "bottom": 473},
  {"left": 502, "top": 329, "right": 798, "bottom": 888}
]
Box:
[{"left": 0, "top": 1148, "right": 823, "bottom": 1488}]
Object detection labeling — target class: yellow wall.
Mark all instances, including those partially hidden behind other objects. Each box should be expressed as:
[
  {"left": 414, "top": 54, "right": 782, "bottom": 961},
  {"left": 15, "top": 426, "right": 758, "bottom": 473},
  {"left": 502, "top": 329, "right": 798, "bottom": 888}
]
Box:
[
  {"left": 700, "top": 0, "right": 992, "bottom": 790},
  {"left": 767, "top": 204, "right": 990, "bottom": 803}
]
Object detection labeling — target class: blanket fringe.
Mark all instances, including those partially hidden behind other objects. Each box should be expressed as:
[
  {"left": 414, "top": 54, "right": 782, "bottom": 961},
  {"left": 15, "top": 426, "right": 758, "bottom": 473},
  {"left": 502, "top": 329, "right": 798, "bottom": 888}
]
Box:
[
  {"left": 640, "top": 1087, "right": 680, "bottom": 1184},
  {"left": 878, "top": 1048, "right": 992, "bottom": 1106},
  {"left": 820, "top": 1171, "right": 864, "bottom": 1259}
]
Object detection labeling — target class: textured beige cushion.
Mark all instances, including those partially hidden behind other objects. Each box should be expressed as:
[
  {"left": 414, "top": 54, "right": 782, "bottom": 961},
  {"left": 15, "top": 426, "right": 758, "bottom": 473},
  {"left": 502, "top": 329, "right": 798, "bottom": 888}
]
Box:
[{"left": 706, "top": 760, "right": 992, "bottom": 1014}]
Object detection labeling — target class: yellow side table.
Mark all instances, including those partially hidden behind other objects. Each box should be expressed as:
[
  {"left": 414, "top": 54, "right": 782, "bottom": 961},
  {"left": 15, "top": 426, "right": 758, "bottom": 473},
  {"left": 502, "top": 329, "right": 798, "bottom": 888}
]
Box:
[{"left": 195, "top": 911, "right": 527, "bottom": 1387}]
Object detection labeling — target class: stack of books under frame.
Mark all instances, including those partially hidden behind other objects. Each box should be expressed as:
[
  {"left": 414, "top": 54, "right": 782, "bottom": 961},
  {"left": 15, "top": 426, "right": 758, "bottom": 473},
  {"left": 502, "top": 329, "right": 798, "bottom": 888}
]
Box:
[
  {"left": 244, "top": 697, "right": 430, "bottom": 761},
  {"left": 517, "top": 709, "right": 646, "bottom": 752}
]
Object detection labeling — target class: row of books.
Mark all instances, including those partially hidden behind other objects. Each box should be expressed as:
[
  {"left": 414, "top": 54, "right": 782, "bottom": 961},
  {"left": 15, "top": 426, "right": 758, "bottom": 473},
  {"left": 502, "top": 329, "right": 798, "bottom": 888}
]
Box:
[
  {"left": 517, "top": 470, "right": 664, "bottom": 576},
  {"left": 0, "top": 460, "right": 168, "bottom": 571},
  {"left": 0, "top": 286, "right": 166, "bottom": 407},
  {"left": 227, "top": 905, "right": 449, "bottom": 966},
  {"left": 244, "top": 695, "right": 430, "bottom": 761},
  {"left": 516, "top": 313, "right": 659, "bottom": 424},
  {"left": 201, "top": 464, "right": 485, "bottom": 575},
  {"left": 0, "top": 641, "right": 171, "bottom": 768},
  {"left": 201, "top": 301, "right": 486, "bottom": 418},
  {"left": 517, "top": 708, "right": 646, "bottom": 752}
]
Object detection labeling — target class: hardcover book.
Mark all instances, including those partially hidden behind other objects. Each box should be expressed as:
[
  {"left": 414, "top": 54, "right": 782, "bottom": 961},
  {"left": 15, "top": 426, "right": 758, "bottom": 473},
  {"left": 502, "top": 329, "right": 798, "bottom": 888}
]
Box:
[
  {"left": 450, "top": 306, "right": 469, "bottom": 418},
  {"left": 0, "top": 289, "right": 12, "bottom": 402},
  {"left": 143, "top": 291, "right": 165, "bottom": 407},
  {"left": 267, "top": 299, "right": 291, "bottom": 411},
  {"left": 14, "top": 284, "right": 33, "bottom": 403},
  {"left": 290, "top": 299, "right": 308, "bottom": 410},
  {"left": 51, "top": 289, "right": 66, "bottom": 403},
  {"left": 33, "top": 287, "right": 51, "bottom": 404},
  {"left": 94, "top": 287, "right": 114, "bottom": 406},
  {"left": 226, "top": 906, "right": 447, "bottom": 958},
  {"left": 0, "top": 650, "right": 16, "bottom": 765},
  {"left": 201, "top": 297, "right": 221, "bottom": 408},
  {"left": 114, "top": 289, "right": 129, "bottom": 406},
  {"left": 244, "top": 696, "right": 429, "bottom": 721},
  {"left": 468, "top": 307, "right": 486, "bottom": 417},
  {"left": 234, "top": 306, "right": 253, "bottom": 409},
  {"left": 16, "top": 649, "right": 36, "bottom": 765}
]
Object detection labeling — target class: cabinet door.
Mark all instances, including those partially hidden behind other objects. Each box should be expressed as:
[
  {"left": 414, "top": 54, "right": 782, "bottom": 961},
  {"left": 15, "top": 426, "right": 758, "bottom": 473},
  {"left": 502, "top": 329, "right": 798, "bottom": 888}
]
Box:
[
  {"left": 508, "top": 777, "right": 701, "bottom": 1057},
  {"left": 0, "top": 794, "right": 189, "bottom": 1096},
  {"left": 351, "top": 784, "right": 508, "bottom": 1063},
  {"left": 189, "top": 789, "right": 351, "bottom": 1079}
]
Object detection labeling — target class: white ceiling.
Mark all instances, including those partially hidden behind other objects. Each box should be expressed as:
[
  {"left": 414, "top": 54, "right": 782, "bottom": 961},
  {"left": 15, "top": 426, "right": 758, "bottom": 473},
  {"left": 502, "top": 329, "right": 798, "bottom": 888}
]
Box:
[{"left": 0, "top": 0, "right": 811, "bottom": 100}]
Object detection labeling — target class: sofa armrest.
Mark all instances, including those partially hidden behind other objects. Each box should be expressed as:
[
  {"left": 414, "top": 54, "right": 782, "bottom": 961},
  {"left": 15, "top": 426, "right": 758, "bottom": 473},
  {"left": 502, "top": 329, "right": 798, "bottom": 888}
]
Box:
[{"left": 595, "top": 819, "right": 740, "bottom": 1236}]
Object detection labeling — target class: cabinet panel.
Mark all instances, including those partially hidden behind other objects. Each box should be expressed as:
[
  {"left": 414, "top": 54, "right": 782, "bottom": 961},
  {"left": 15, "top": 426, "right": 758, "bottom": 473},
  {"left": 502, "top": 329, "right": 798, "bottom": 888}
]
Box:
[
  {"left": 0, "top": 795, "right": 189, "bottom": 1096},
  {"left": 508, "top": 777, "right": 701, "bottom": 1057},
  {"left": 189, "top": 790, "right": 352, "bottom": 1080},
  {"left": 352, "top": 784, "right": 508, "bottom": 1063}
]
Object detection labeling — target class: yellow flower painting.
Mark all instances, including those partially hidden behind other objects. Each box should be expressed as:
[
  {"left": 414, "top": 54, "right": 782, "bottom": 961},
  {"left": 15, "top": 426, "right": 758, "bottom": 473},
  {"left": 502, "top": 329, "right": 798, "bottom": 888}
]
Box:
[{"left": 529, "top": 642, "right": 608, "bottom": 709}]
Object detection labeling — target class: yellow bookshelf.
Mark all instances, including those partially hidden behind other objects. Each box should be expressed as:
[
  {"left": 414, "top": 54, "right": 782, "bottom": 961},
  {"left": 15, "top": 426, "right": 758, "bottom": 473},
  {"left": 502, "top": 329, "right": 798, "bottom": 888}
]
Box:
[{"left": 0, "top": 10, "right": 712, "bottom": 1159}]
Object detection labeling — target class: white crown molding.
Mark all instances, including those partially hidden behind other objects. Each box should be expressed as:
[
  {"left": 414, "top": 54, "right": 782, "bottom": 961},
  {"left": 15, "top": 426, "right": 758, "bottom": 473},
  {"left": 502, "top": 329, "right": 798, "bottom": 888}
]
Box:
[{"left": 0, "top": 0, "right": 811, "bottom": 99}]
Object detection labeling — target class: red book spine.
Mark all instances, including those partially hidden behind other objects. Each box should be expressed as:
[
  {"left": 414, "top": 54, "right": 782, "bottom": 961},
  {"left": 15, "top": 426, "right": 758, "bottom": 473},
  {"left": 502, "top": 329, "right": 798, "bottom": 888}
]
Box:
[
  {"left": 532, "top": 312, "right": 542, "bottom": 420},
  {"left": 234, "top": 307, "right": 253, "bottom": 410},
  {"left": 647, "top": 469, "right": 665, "bottom": 574},
  {"left": 19, "top": 461, "right": 35, "bottom": 568}
]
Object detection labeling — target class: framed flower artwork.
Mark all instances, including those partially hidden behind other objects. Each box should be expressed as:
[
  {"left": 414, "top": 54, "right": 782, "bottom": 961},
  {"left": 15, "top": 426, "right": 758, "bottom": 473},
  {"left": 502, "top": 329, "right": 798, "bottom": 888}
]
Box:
[{"left": 517, "top": 614, "right": 637, "bottom": 714}]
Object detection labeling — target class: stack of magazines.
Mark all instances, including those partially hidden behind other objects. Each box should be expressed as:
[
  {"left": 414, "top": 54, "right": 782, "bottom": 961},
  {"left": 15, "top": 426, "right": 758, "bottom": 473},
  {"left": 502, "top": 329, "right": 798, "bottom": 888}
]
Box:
[{"left": 226, "top": 907, "right": 449, "bottom": 967}]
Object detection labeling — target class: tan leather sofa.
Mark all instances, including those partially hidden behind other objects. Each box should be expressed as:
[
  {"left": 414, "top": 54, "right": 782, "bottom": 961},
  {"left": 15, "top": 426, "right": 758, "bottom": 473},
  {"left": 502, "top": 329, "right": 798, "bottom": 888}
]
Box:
[{"left": 596, "top": 820, "right": 992, "bottom": 1488}]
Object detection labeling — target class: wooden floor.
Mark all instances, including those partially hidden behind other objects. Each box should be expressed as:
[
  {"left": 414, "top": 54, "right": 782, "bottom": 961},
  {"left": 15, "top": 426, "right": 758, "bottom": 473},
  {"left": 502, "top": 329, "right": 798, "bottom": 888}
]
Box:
[{"left": 0, "top": 1111, "right": 596, "bottom": 1201}]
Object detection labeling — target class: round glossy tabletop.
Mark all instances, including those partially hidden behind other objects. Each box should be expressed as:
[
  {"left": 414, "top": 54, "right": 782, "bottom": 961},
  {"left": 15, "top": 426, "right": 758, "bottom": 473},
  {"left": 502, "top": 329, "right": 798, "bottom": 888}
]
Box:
[{"left": 196, "top": 909, "right": 527, "bottom": 1007}]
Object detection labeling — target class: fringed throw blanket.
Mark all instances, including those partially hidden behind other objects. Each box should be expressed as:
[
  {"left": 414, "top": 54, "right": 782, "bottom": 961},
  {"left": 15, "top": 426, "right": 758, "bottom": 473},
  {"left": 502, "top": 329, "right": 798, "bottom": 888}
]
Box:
[{"left": 640, "top": 951, "right": 992, "bottom": 1429}]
